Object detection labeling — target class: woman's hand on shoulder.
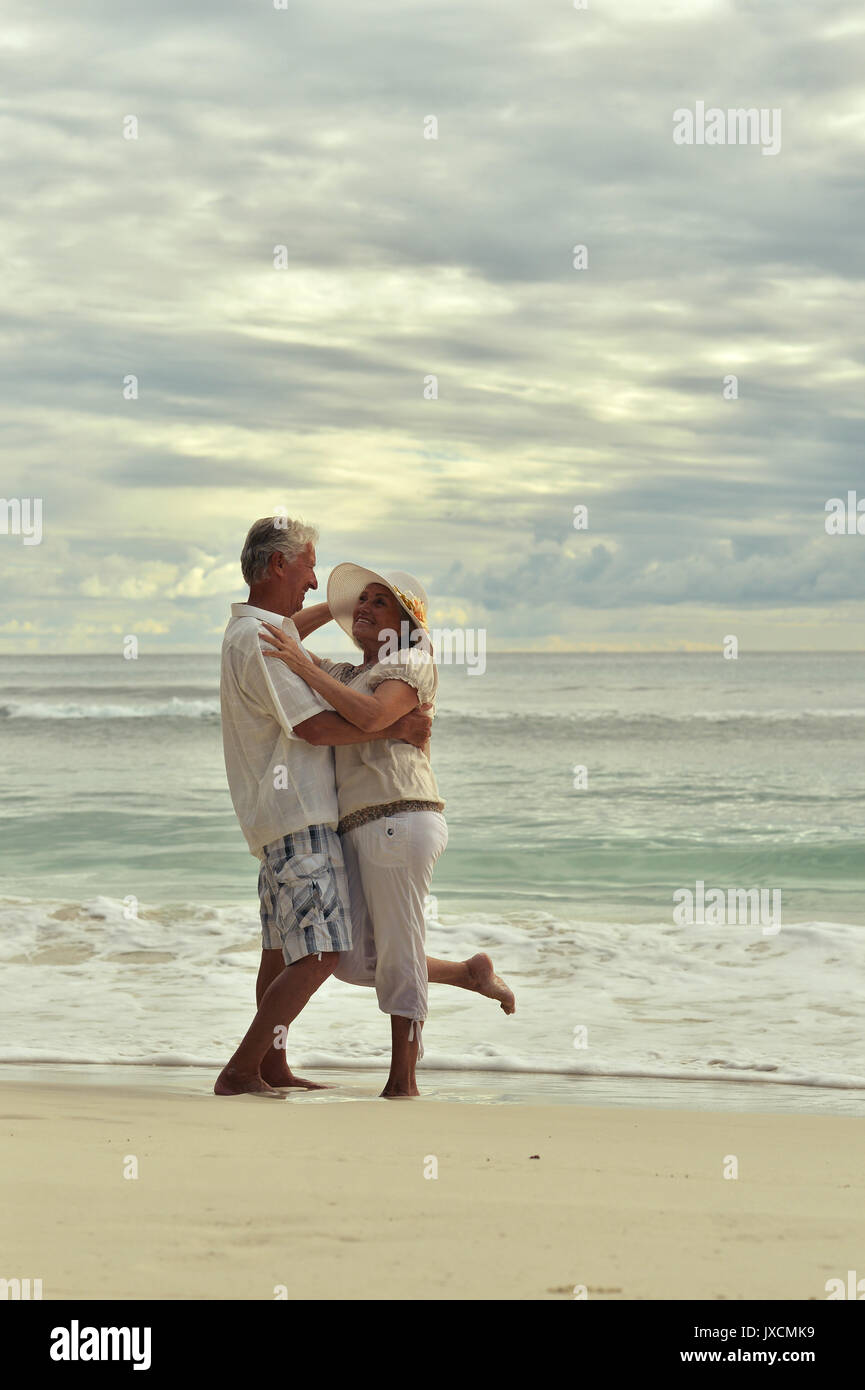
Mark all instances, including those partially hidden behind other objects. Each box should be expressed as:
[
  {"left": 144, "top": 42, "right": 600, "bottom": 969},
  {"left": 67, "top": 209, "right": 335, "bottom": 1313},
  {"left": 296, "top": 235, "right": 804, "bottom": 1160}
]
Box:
[{"left": 259, "top": 621, "right": 313, "bottom": 674}]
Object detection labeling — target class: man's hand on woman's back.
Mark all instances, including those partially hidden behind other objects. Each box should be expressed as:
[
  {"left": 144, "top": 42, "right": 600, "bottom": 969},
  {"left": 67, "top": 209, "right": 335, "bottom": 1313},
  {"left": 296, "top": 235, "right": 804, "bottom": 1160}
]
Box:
[{"left": 391, "top": 703, "right": 433, "bottom": 748}]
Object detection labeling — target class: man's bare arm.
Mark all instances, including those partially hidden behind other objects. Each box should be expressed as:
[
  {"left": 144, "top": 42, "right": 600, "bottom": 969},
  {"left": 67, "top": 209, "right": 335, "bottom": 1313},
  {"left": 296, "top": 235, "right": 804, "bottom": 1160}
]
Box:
[{"left": 294, "top": 705, "right": 432, "bottom": 749}]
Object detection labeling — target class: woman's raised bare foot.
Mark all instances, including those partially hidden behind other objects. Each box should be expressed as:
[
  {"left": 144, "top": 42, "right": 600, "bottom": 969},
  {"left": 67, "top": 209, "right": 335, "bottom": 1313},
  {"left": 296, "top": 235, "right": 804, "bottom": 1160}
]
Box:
[
  {"left": 214, "top": 1066, "right": 280, "bottom": 1096},
  {"left": 466, "top": 953, "right": 515, "bottom": 1014}
]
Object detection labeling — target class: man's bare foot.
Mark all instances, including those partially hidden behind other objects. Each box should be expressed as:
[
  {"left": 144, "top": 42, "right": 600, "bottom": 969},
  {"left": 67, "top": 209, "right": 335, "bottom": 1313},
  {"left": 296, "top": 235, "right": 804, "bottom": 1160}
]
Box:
[
  {"left": 214, "top": 1066, "right": 279, "bottom": 1096},
  {"left": 466, "top": 953, "right": 515, "bottom": 1014},
  {"left": 259, "top": 1058, "right": 331, "bottom": 1091}
]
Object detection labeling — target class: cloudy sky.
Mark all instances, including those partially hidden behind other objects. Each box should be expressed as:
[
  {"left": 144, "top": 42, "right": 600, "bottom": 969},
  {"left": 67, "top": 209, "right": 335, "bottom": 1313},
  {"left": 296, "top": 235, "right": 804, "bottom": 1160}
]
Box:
[{"left": 1, "top": 0, "right": 863, "bottom": 653}]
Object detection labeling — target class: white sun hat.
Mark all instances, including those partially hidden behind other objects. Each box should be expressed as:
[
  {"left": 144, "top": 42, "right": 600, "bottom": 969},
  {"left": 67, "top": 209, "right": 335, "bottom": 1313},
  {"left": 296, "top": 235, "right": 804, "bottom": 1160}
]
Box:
[{"left": 327, "top": 564, "right": 430, "bottom": 645}]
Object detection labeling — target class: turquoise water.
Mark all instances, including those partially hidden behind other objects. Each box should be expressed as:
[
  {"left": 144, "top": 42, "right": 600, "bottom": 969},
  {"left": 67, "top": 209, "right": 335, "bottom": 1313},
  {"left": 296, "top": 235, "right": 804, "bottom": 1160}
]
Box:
[
  {"left": 1, "top": 651, "right": 863, "bottom": 921},
  {"left": 1, "top": 651, "right": 863, "bottom": 1108}
]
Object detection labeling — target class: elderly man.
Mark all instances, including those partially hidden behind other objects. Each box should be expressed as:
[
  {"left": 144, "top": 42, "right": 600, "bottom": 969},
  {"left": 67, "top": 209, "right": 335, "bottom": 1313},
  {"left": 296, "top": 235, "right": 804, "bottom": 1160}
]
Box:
[{"left": 214, "top": 516, "right": 431, "bottom": 1095}]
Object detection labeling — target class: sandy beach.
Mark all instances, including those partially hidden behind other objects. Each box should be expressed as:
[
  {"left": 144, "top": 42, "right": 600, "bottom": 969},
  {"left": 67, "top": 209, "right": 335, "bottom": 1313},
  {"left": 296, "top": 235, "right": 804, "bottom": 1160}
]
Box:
[{"left": 2, "top": 1077, "right": 862, "bottom": 1301}]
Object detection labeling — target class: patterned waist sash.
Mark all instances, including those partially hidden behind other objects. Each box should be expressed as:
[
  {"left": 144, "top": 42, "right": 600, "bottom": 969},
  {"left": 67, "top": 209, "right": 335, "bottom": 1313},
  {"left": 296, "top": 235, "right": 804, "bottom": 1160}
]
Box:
[{"left": 338, "top": 798, "right": 445, "bottom": 836}]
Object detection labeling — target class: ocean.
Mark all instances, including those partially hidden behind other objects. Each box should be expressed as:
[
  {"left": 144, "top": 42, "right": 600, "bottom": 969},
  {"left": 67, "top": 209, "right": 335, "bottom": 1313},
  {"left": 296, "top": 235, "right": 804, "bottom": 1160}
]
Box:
[{"left": 1, "top": 651, "right": 863, "bottom": 1110}]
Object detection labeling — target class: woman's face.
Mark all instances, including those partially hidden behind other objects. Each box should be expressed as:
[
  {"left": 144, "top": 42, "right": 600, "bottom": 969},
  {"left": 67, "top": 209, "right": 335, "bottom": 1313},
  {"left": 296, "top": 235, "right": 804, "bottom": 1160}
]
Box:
[{"left": 351, "top": 583, "right": 404, "bottom": 647}]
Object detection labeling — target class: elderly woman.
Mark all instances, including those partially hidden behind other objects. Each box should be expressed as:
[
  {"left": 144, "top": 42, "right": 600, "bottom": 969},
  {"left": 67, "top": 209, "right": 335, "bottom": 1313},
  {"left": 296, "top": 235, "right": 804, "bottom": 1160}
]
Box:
[{"left": 261, "top": 564, "right": 506, "bottom": 1097}]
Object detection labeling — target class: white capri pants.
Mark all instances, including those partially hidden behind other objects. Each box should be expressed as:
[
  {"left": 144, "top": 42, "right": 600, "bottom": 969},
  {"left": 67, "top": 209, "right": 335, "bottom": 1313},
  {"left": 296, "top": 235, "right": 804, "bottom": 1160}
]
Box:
[{"left": 333, "top": 811, "right": 448, "bottom": 1051}]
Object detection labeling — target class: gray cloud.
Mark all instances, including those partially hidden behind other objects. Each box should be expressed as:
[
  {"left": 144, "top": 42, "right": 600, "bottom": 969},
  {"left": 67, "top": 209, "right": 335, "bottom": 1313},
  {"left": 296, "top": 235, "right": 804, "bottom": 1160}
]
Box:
[{"left": 1, "top": 0, "right": 863, "bottom": 651}]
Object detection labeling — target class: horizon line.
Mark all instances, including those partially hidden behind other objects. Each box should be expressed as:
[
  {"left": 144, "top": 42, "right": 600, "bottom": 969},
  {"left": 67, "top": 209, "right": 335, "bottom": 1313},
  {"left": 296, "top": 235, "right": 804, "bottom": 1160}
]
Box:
[{"left": 1, "top": 648, "right": 863, "bottom": 658}]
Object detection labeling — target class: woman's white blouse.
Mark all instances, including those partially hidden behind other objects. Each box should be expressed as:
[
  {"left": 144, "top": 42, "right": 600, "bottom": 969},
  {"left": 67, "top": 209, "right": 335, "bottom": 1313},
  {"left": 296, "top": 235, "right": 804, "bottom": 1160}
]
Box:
[{"left": 318, "top": 647, "right": 443, "bottom": 819}]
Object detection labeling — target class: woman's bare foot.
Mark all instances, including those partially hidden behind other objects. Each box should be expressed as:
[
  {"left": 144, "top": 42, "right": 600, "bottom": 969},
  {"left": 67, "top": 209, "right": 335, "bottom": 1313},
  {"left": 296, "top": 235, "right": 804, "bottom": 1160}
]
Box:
[
  {"left": 259, "top": 1056, "right": 331, "bottom": 1090},
  {"left": 214, "top": 1066, "right": 279, "bottom": 1096},
  {"left": 466, "top": 953, "right": 515, "bottom": 1014},
  {"left": 380, "top": 1082, "right": 420, "bottom": 1099}
]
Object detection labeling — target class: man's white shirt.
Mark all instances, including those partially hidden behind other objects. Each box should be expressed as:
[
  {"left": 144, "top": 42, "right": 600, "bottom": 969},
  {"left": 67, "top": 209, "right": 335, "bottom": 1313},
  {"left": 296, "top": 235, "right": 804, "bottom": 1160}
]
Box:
[{"left": 220, "top": 604, "right": 338, "bottom": 856}]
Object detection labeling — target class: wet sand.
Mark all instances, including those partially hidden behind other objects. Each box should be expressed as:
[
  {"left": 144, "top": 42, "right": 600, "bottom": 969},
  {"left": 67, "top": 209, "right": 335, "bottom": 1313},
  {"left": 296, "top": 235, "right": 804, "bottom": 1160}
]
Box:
[{"left": 1, "top": 1077, "right": 862, "bottom": 1300}]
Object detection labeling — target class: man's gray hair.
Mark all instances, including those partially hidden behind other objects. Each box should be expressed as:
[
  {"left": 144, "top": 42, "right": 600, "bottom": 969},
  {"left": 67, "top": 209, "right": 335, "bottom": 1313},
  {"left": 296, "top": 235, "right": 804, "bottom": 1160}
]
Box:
[{"left": 240, "top": 516, "right": 318, "bottom": 586}]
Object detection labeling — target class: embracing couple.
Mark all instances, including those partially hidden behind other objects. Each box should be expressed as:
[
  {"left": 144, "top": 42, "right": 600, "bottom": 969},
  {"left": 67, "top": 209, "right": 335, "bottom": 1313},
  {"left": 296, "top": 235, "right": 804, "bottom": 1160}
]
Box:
[{"left": 215, "top": 516, "right": 513, "bottom": 1098}]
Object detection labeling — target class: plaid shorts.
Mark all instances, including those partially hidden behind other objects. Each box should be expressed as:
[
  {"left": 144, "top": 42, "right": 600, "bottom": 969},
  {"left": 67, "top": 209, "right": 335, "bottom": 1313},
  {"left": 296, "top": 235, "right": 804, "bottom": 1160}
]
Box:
[{"left": 258, "top": 824, "right": 353, "bottom": 966}]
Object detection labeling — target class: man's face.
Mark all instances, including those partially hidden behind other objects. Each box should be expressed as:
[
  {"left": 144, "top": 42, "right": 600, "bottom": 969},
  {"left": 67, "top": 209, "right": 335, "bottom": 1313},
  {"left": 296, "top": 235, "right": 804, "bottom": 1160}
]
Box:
[{"left": 281, "top": 542, "right": 318, "bottom": 613}]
